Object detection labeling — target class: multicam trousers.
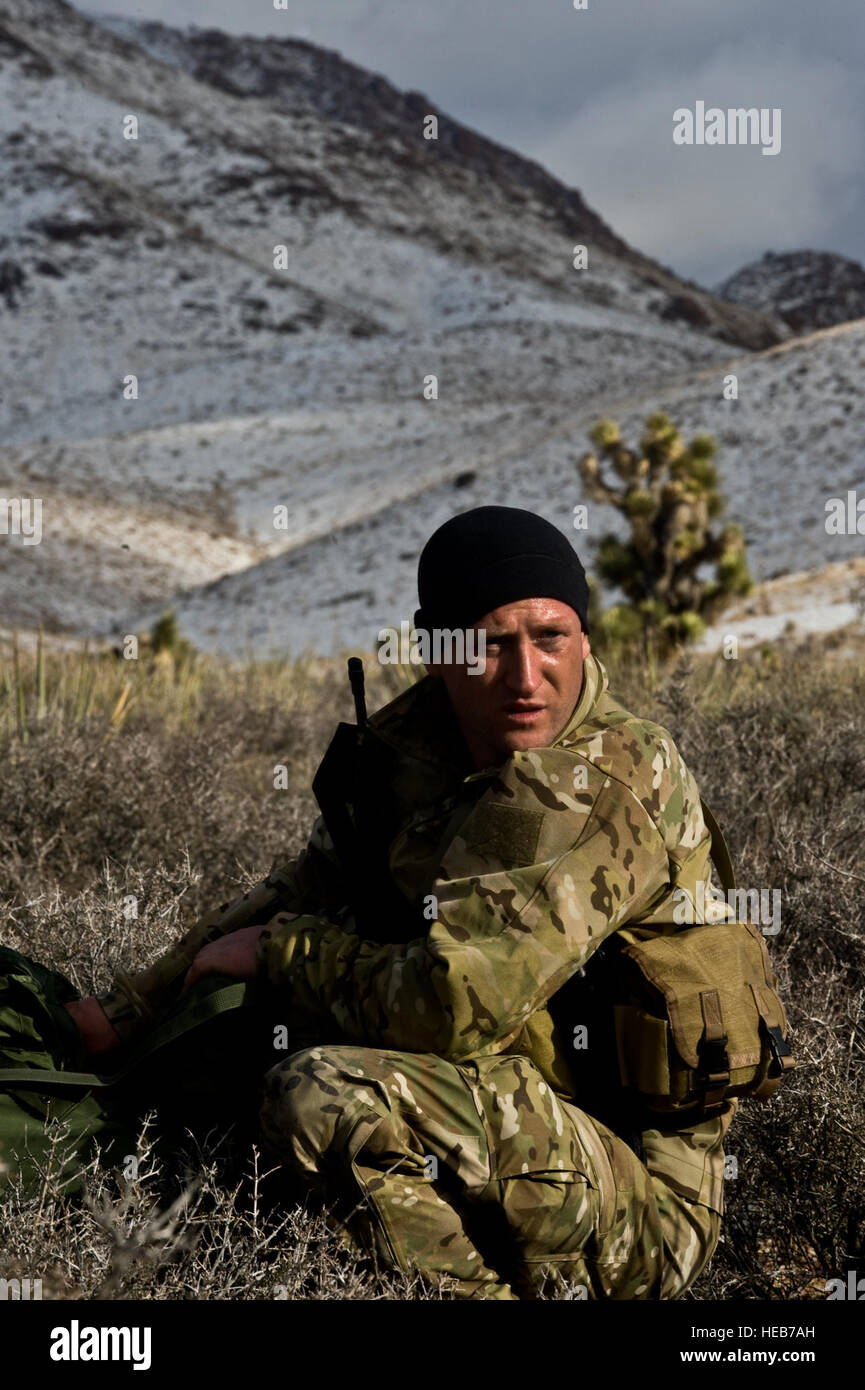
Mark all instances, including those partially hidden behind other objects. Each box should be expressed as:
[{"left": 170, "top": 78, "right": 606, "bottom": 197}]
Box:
[{"left": 259, "top": 1045, "right": 720, "bottom": 1301}]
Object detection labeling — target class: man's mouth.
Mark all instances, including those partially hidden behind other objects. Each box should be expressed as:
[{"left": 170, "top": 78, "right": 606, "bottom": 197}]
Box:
[{"left": 502, "top": 704, "right": 545, "bottom": 722}]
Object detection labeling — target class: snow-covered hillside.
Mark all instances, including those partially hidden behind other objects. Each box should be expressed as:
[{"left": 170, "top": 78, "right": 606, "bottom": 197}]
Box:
[
  {"left": 0, "top": 0, "right": 860, "bottom": 659},
  {"left": 122, "top": 319, "right": 865, "bottom": 660},
  {"left": 0, "top": 0, "right": 781, "bottom": 446}
]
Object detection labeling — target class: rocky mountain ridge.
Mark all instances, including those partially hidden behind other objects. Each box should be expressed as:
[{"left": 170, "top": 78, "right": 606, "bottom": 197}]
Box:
[{"left": 718, "top": 249, "right": 865, "bottom": 334}]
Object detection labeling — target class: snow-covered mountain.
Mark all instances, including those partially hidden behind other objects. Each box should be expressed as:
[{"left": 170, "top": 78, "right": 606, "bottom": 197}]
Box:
[
  {"left": 0, "top": 0, "right": 785, "bottom": 442},
  {"left": 717, "top": 250, "right": 865, "bottom": 334},
  {"left": 0, "top": 0, "right": 860, "bottom": 657}
]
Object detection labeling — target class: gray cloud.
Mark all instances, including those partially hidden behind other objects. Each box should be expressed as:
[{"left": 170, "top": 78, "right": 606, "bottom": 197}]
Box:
[
  {"left": 534, "top": 42, "right": 864, "bottom": 282},
  {"left": 84, "top": 0, "right": 865, "bottom": 284}
]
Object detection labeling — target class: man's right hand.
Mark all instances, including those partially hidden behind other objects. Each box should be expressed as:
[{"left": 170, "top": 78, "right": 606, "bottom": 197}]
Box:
[{"left": 64, "top": 997, "right": 122, "bottom": 1056}]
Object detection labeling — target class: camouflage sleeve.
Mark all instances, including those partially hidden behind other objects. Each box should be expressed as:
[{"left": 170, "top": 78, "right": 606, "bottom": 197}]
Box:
[
  {"left": 256, "top": 767, "right": 671, "bottom": 1061},
  {"left": 98, "top": 814, "right": 346, "bottom": 1040}
]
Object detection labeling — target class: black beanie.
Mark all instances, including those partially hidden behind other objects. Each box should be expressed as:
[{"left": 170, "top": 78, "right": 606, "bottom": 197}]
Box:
[{"left": 415, "top": 506, "right": 590, "bottom": 634}]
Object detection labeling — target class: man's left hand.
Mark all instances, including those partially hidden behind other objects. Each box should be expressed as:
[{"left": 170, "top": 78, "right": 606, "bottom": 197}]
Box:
[{"left": 182, "top": 921, "right": 296, "bottom": 992}]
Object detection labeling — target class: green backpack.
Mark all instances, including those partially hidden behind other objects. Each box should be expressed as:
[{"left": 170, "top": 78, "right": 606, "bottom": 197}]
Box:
[{"left": 0, "top": 947, "right": 274, "bottom": 1200}]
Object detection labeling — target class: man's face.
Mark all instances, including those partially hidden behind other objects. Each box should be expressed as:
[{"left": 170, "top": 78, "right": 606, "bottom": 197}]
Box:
[{"left": 426, "top": 598, "right": 590, "bottom": 769}]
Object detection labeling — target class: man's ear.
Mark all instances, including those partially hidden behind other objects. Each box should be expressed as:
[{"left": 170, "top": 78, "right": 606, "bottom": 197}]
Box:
[{"left": 581, "top": 632, "right": 591, "bottom": 660}]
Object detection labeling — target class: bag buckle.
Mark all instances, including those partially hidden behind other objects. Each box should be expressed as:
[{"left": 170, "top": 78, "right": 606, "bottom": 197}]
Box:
[
  {"left": 698, "top": 1041, "right": 730, "bottom": 1106},
  {"left": 698, "top": 988, "right": 730, "bottom": 1104},
  {"left": 765, "top": 1023, "right": 795, "bottom": 1076},
  {"left": 701, "top": 1034, "right": 730, "bottom": 1081}
]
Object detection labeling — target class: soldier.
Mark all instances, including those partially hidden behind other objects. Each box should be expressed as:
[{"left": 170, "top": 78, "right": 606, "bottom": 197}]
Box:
[{"left": 67, "top": 506, "right": 736, "bottom": 1300}]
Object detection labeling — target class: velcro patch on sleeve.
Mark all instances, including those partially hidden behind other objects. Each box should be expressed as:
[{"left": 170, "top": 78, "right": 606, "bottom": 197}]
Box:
[{"left": 464, "top": 801, "right": 545, "bottom": 868}]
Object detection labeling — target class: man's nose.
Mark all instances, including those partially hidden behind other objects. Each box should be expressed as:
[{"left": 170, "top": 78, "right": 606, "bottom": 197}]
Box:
[{"left": 503, "top": 640, "right": 543, "bottom": 693}]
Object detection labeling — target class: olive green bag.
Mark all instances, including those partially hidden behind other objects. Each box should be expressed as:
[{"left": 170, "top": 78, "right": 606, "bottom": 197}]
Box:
[
  {"left": 610, "top": 802, "right": 797, "bottom": 1113},
  {"left": 0, "top": 946, "right": 270, "bottom": 1200}
]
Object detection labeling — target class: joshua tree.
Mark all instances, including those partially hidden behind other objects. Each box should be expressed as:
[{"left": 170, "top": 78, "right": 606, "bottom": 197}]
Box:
[
  {"left": 578, "top": 411, "right": 752, "bottom": 648},
  {"left": 147, "top": 609, "right": 195, "bottom": 670}
]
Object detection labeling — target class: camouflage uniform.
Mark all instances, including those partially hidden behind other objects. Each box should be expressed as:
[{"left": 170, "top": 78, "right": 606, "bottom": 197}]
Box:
[{"left": 99, "top": 653, "right": 735, "bottom": 1299}]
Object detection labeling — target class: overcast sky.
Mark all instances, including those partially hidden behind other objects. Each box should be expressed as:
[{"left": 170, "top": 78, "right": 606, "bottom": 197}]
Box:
[{"left": 85, "top": 0, "right": 864, "bottom": 285}]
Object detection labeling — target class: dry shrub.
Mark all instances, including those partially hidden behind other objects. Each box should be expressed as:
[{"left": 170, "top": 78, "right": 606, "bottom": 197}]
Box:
[
  {"left": 643, "top": 641, "right": 865, "bottom": 1299},
  {"left": 1, "top": 639, "right": 863, "bottom": 1299}
]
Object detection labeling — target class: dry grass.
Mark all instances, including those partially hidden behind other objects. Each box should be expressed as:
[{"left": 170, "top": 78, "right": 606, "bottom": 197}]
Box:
[{"left": 0, "top": 633, "right": 862, "bottom": 1299}]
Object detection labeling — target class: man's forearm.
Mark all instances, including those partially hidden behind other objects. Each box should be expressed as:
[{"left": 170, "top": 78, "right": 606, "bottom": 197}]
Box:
[{"left": 98, "top": 864, "right": 303, "bottom": 1040}]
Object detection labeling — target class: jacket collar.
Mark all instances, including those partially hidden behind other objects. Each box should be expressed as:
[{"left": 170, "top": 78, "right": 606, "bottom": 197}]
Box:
[{"left": 552, "top": 651, "right": 610, "bottom": 748}]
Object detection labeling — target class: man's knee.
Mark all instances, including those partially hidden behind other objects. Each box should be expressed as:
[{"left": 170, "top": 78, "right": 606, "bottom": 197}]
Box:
[
  {"left": 259, "top": 1044, "right": 392, "bottom": 1177},
  {"left": 656, "top": 1193, "right": 721, "bottom": 1299}
]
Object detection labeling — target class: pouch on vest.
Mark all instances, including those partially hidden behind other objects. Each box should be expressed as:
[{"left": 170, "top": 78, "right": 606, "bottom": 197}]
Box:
[{"left": 610, "top": 802, "right": 797, "bottom": 1113}]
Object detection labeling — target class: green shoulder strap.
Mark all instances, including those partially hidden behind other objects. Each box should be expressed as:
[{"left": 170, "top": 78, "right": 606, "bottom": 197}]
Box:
[
  {"left": 0, "top": 981, "right": 251, "bottom": 1093},
  {"left": 700, "top": 799, "right": 736, "bottom": 895}
]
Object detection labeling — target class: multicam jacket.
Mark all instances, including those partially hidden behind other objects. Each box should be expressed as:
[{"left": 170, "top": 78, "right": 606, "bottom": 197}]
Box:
[{"left": 99, "top": 652, "right": 735, "bottom": 1216}]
